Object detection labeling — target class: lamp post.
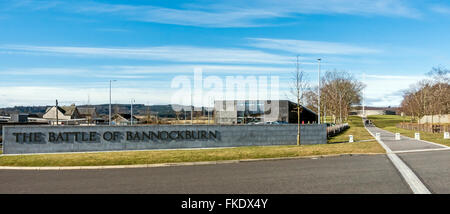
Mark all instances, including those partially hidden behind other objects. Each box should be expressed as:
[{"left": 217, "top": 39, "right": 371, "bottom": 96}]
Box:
[
  {"left": 362, "top": 73, "right": 365, "bottom": 117},
  {"left": 109, "top": 80, "right": 117, "bottom": 126},
  {"left": 208, "top": 97, "right": 212, "bottom": 125},
  {"left": 317, "top": 58, "right": 321, "bottom": 124},
  {"left": 130, "top": 99, "right": 135, "bottom": 125},
  {"left": 55, "top": 99, "right": 59, "bottom": 126}
]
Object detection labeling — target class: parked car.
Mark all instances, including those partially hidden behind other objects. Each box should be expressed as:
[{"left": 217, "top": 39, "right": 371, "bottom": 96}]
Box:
[
  {"left": 264, "top": 121, "right": 289, "bottom": 125},
  {"left": 275, "top": 121, "right": 289, "bottom": 124}
]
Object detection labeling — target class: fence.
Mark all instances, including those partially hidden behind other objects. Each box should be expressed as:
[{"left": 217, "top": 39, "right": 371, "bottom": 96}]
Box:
[
  {"left": 397, "top": 122, "right": 450, "bottom": 133},
  {"left": 327, "top": 123, "right": 349, "bottom": 137}
]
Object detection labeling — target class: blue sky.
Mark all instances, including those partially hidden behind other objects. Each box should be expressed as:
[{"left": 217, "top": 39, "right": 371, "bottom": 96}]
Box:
[{"left": 1, "top": 0, "right": 450, "bottom": 107}]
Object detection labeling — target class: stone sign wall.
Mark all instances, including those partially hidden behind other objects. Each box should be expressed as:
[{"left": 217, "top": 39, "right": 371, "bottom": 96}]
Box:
[{"left": 2, "top": 124, "right": 327, "bottom": 154}]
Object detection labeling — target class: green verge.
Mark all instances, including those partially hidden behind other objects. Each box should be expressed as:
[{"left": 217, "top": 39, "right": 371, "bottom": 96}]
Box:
[
  {"left": 368, "top": 115, "right": 450, "bottom": 147},
  {"left": 328, "top": 116, "right": 375, "bottom": 143},
  {"left": 0, "top": 142, "right": 384, "bottom": 167}
]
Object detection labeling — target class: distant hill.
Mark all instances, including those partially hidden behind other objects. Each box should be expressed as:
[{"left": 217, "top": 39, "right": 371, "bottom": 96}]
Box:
[{"left": 0, "top": 104, "right": 205, "bottom": 118}]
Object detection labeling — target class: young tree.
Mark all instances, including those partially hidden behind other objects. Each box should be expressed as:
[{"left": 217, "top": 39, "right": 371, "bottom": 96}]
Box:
[{"left": 289, "top": 56, "right": 309, "bottom": 145}]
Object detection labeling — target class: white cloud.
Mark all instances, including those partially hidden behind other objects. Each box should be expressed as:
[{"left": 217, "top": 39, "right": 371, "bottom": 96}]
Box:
[
  {"left": 1, "top": 45, "right": 293, "bottom": 64},
  {"left": 6, "top": 0, "right": 421, "bottom": 27},
  {"left": 430, "top": 5, "right": 450, "bottom": 15},
  {"left": 248, "top": 38, "right": 381, "bottom": 55},
  {"left": 85, "top": 0, "right": 422, "bottom": 26},
  {"left": 0, "top": 86, "right": 173, "bottom": 107},
  {"left": 0, "top": 65, "right": 301, "bottom": 79},
  {"left": 365, "top": 74, "right": 426, "bottom": 80},
  {"left": 99, "top": 65, "right": 297, "bottom": 74},
  {"left": 363, "top": 74, "right": 424, "bottom": 106},
  {"left": 0, "top": 72, "right": 427, "bottom": 108},
  {"left": 96, "top": 28, "right": 131, "bottom": 33}
]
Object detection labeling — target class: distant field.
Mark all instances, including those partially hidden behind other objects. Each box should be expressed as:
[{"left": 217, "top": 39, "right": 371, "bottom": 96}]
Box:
[
  {"left": 328, "top": 116, "right": 374, "bottom": 143},
  {"left": 368, "top": 115, "right": 450, "bottom": 147}
]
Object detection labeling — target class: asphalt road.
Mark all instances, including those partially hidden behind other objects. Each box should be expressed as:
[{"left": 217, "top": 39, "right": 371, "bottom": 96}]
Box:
[
  {"left": 0, "top": 154, "right": 411, "bottom": 194},
  {"left": 398, "top": 150, "right": 450, "bottom": 194},
  {"left": 1, "top": 123, "right": 449, "bottom": 194},
  {"left": 365, "top": 121, "right": 450, "bottom": 194}
]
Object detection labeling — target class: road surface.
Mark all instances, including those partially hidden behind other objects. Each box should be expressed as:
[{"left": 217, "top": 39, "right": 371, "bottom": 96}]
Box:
[{"left": 0, "top": 122, "right": 449, "bottom": 194}]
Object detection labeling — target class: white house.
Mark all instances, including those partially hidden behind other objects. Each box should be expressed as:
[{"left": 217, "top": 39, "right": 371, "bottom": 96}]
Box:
[{"left": 43, "top": 104, "right": 82, "bottom": 124}]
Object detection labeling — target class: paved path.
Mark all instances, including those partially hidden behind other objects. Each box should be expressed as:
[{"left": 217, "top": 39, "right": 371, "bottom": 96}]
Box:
[{"left": 365, "top": 124, "right": 448, "bottom": 152}]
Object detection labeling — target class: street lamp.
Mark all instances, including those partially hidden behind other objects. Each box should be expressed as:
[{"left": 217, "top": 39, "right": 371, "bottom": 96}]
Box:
[
  {"left": 208, "top": 97, "right": 212, "bottom": 125},
  {"left": 317, "top": 58, "right": 321, "bottom": 124},
  {"left": 130, "top": 98, "right": 135, "bottom": 125},
  {"left": 109, "top": 80, "right": 117, "bottom": 126}
]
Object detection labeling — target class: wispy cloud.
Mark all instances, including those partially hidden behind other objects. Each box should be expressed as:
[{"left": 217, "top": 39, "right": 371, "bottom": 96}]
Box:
[
  {"left": 0, "top": 65, "right": 299, "bottom": 78},
  {"left": 365, "top": 74, "right": 425, "bottom": 80},
  {"left": 4, "top": 0, "right": 421, "bottom": 27},
  {"left": 430, "top": 5, "right": 450, "bottom": 15},
  {"left": 0, "top": 45, "right": 294, "bottom": 64},
  {"left": 0, "top": 86, "right": 173, "bottom": 107},
  {"left": 363, "top": 74, "right": 424, "bottom": 106},
  {"left": 0, "top": 69, "right": 426, "bottom": 107},
  {"left": 96, "top": 28, "right": 131, "bottom": 33},
  {"left": 98, "top": 65, "right": 297, "bottom": 74},
  {"left": 248, "top": 38, "right": 381, "bottom": 55}
]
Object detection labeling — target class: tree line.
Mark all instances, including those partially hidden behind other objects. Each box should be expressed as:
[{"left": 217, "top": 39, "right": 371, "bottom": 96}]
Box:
[{"left": 399, "top": 67, "right": 450, "bottom": 123}]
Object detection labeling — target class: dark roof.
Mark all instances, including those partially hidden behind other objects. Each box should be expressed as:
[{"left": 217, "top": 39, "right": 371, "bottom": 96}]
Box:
[
  {"left": 45, "top": 105, "right": 78, "bottom": 116},
  {"left": 113, "top": 113, "right": 138, "bottom": 121},
  {"left": 363, "top": 106, "right": 399, "bottom": 111},
  {"left": 60, "top": 106, "right": 77, "bottom": 116},
  {"left": 78, "top": 107, "right": 97, "bottom": 116}
]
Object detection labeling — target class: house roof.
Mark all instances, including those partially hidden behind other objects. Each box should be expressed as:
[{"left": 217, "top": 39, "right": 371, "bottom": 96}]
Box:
[
  {"left": 113, "top": 113, "right": 138, "bottom": 121},
  {"left": 78, "top": 107, "right": 97, "bottom": 116},
  {"left": 60, "top": 106, "right": 77, "bottom": 116},
  {"left": 45, "top": 105, "right": 78, "bottom": 116}
]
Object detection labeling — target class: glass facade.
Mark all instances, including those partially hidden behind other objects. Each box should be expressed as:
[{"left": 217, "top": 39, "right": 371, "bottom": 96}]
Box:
[{"left": 236, "top": 100, "right": 265, "bottom": 124}]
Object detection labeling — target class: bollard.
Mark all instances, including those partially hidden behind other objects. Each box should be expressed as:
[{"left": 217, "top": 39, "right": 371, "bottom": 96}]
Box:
[
  {"left": 444, "top": 132, "right": 450, "bottom": 139},
  {"left": 415, "top": 133, "right": 420, "bottom": 140},
  {"left": 375, "top": 133, "right": 381, "bottom": 140},
  {"left": 349, "top": 135, "right": 354, "bottom": 143},
  {"left": 395, "top": 133, "right": 401, "bottom": 141}
]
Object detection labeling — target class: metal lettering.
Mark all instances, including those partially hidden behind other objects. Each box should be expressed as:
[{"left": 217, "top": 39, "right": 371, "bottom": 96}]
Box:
[{"left": 89, "top": 132, "right": 96, "bottom": 141}]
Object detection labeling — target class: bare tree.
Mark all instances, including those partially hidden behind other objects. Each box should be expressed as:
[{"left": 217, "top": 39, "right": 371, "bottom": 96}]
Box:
[
  {"left": 289, "top": 56, "right": 310, "bottom": 145},
  {"left": 313, "top": 70, "right": 364, "bottom": 123},
  {"left": 400, "top": 67, "right": 450, "bottom": 125}
]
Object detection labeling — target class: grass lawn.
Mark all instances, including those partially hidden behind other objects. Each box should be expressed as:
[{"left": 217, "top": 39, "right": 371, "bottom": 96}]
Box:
[
  {"left": 328, "top": 116, "right": 375, "bottom": 143},
  {"left": 0, "top": 140, "right": 385, "bottom": 167},
  {"left": 368, "top": 115, "right": 450, "bottom": 147}
]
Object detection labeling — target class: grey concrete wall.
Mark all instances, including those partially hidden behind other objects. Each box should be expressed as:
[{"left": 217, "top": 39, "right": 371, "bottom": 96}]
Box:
[
  {"left": 2, "top": 124, "right": 327, "bottom": 154},
  {"left": 419, "top": 114, "right": 450, "bottom": 124}
]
